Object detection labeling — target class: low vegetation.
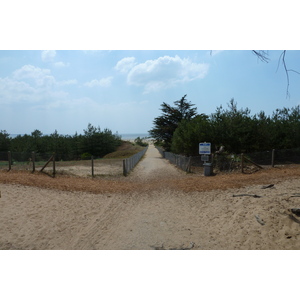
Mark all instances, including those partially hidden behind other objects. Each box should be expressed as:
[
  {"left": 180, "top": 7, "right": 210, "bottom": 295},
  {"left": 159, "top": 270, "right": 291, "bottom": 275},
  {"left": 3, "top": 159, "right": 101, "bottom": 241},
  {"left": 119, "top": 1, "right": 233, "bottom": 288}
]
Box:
[{"left": 103, "top": 141, "right": 146, "bottom": 159}]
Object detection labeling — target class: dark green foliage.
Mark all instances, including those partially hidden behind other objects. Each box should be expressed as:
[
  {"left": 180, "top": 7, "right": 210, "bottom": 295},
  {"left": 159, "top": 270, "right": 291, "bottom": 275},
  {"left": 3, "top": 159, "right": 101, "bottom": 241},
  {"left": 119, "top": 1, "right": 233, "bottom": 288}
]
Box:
[
  {"left": 0, "top": 130, "right": 11, "bottom": 151},
  {"left": 0, "top": 124, "right": 122, "bottom": 159},
  {"left": 149, "top": 95, "right": 197, "bottom": 151},
  {"left": 80, "top": 124, "right": 121, "bottom": 157},
  {"left": 153, "top": 97, "right": 300, "bottom": 156},
  {"left": 210, "top": 99, "right": 255, "bottom": 153},
  {"left": 171, "top": 114, "right": 211, "bottom": 156}
]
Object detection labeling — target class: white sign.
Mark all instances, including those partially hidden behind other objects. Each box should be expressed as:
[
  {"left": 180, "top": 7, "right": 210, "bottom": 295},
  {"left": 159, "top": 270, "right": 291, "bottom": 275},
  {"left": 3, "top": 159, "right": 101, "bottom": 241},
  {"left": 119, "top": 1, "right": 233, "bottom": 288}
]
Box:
[{"left": 199, "top": 142, "right": 211, "bottom": 155}]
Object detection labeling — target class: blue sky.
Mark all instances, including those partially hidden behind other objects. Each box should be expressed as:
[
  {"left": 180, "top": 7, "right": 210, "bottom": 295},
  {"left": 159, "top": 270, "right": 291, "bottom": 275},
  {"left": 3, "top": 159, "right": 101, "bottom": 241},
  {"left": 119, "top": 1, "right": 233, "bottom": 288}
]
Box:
[{"left": 1, "top": 50, "right": 300, "bottom": 136}]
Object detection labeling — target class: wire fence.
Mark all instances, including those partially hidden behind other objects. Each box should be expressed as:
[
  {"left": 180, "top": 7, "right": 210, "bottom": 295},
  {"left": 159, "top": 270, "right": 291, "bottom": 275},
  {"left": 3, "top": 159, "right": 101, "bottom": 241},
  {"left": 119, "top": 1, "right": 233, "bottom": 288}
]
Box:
[
  {"left": 156, "top": 146, "right": 300, "bottom": 173},
  {"left": 246, "top": 148, "right": 300, "bottom": 165},
  {"left": 0, "top": 151, "right": 123, "bottom": 177},
  {"left": 2, "top": 146, "right": 300, "bottom": 176},
  {"left": 123, "top": 146, "right": 148, "bottom": 176},
  {"left": 0, "top": 146, "right": 149, "bottom": 177}
]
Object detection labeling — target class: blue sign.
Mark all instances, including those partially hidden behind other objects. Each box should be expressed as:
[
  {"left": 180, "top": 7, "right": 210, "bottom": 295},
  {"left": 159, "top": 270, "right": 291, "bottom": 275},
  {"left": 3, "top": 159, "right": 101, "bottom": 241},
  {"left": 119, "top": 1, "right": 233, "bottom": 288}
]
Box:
[{"left": 199, "top": 142, "right": 211, "bottom": 155}]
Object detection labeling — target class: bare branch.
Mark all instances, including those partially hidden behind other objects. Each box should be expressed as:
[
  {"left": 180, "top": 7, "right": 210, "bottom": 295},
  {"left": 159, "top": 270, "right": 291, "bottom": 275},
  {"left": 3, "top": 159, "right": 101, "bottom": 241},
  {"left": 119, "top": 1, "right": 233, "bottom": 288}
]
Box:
[
  {"left": 281, "top": 50, "right": 290, "bottom": 98},
  {"left": 252, "top": 50, "right": 270, "bottom": 63},
  {"left": 277, "top": 51, "right": 300, "bottom": 98}
]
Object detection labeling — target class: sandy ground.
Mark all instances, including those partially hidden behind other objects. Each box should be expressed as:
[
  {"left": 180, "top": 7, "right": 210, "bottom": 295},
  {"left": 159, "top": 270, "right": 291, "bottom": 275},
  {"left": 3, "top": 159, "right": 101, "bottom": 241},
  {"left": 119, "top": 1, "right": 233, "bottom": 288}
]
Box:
[{"left": 1, "top": 144, "right": 300, "bottom": 250}]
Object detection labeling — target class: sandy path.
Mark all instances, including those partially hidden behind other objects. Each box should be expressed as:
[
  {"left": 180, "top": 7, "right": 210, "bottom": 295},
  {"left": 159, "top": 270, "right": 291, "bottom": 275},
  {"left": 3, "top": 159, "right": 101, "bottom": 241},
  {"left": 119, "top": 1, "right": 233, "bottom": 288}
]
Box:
[
  {"left": 1, "top": 145, "right": 300, "bottom": 250},
  {"left": 128, "top": 144, "right": 184, "bottom": 181}
]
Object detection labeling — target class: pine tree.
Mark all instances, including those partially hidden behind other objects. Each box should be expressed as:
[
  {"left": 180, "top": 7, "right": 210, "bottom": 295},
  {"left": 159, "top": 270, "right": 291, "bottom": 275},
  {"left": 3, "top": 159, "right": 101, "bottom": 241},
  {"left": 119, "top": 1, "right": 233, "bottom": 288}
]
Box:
[{"left": 149, "top": 95, "right": 197, "bottom": 151}]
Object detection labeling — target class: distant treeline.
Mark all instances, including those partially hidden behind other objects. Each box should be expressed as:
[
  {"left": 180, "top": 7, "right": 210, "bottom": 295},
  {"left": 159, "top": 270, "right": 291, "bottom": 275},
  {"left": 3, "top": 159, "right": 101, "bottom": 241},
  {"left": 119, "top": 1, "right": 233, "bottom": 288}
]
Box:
[
  {"left": 0, "top": 124, "right": 122, "bottom": 159},
  {"left": 150, "top": 96, "right": 300, "bottom": 156}
]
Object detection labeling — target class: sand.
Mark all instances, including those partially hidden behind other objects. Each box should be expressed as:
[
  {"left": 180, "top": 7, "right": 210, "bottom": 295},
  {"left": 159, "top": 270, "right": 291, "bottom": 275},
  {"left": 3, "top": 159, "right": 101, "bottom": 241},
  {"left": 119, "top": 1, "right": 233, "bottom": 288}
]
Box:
[{"left": 1, "top": 144, "right": 300, "bottom": 250}]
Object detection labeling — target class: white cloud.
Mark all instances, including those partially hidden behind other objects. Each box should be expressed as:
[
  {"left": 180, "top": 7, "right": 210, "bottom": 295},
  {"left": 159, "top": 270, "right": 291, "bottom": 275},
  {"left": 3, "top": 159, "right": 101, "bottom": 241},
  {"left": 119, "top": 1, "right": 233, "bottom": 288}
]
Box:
[
  {"left": 13, "top": 65, "right": 77, "bottom": 88},
  {"left": 126, "top": 55, "right": 209, "bottom": 93},
  {"left": 13, "top": 65, "right": 55, "bottom": 88},
  {"left": 84, "top": 76, "right": 113, "bottom": 87},
  {"left": 54, "top": 61, "right": 69, "bottom": 68},
  {"left": 115, "top": 57, "right": 136, "bottom": 73},
  {"left": 41, "top": 50, "right": 56, "bottom": 62},
  {"left": 1, "top": 65, "right": 76, "bottom": 104},
  {"left": 0, "top": 77, "right": 38, "bottom": 103},
  {"left": 13, "top": 64, "right": 50, "bottom": 79}
]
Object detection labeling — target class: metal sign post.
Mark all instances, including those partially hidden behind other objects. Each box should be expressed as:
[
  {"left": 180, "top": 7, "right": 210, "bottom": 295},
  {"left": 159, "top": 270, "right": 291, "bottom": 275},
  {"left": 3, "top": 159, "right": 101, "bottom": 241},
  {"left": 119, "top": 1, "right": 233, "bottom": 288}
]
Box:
[{"left": 199, "top": 142, "right": 213, "bottom": 176}]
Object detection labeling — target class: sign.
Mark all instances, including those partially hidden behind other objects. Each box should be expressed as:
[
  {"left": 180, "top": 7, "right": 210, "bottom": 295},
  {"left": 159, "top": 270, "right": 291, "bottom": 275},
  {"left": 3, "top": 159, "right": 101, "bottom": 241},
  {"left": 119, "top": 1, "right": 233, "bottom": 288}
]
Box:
[
  {"left": 199, "top": 142, "right": 211, "bottom": 155},
  {"left": 201, "top": 155, "right": 209, "bottom": 162}
]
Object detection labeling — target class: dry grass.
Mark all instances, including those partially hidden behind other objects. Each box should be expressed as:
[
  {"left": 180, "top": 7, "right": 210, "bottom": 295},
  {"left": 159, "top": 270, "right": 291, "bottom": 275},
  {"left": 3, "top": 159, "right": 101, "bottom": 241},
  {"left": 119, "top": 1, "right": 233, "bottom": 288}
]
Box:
[
  {"left": 1, "top": 164, "right": 300, "bottom": 195},
  {"left": 103, "top": 141, "right": 145, "bottom": 159}
]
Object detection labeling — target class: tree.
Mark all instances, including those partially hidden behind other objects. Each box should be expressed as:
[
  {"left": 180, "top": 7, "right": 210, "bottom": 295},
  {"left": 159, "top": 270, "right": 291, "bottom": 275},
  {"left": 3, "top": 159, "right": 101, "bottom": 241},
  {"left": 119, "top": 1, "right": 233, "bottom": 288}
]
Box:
[
  {"left": 31, "top": 129, "right": 44, "bottom": 152},
  {"left": 149, "top": 95, "right": 197, "bottom": 151},
  {"left": 81, "top": 124, "right": 121, "bottom": 157},
  {"left": 0, "top": 130, "right": 11, "bottom": 151},
  {"left": 210, "top": 99, "right": 255, "bottom": 153},
  {"left": 171, "top": 114, "right": 211, "bottom": 156}
]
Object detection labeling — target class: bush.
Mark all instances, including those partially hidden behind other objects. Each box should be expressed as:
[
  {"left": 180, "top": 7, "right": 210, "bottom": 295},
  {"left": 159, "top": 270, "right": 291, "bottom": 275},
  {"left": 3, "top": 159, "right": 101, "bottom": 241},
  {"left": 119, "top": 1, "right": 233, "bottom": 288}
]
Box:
[
  {"left": 81, "top": 152, "right": 92, "bottom": 160},
  {"left": 134, "top": 137, "right": 148, "bottom": 147}
]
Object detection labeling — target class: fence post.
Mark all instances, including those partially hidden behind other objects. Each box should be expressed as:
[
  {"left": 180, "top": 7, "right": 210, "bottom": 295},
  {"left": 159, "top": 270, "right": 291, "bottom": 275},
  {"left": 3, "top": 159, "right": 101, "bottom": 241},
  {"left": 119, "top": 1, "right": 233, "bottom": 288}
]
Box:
[
  {"left": 8, "top": 151, "right": 12, "bottom": 171},
  {"left": 91, "top": 155, "right": 94, "bottom": 177},
  {"left": 52, "top": 153, "right": 56, "bottom": 177},
  {"left": 32, "top": 151, "right": 35, "bottom": 173},
  {"left": 271, "top": 149, "right": 275, "bottom": 167},
  {"left": 187, "top": 156, "right": 192, "bottom": 173},
  {"left": 123, "top": 159, "right": 127, "bottom": 176},
  {"left": 241, "top": 153, "right": 244, "bottom": 173}
]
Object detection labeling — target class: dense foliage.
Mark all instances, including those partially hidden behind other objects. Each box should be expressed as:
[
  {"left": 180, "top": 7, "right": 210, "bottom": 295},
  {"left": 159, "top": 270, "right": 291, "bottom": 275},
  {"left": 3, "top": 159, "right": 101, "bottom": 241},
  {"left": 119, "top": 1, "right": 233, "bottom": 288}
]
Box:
[
  {"left": 150, "top": 97, "right": 300, "bottom": 156},
  {"left": 0, "top": 124, "right": 122, "bottom": 159},
  {"left": 148, "top": 95, "right": 197, "bottom": 151}
]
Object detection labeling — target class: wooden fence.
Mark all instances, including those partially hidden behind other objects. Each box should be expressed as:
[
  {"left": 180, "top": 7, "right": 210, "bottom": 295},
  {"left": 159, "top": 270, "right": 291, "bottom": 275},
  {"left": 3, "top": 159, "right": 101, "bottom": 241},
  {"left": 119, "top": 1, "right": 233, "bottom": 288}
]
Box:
[
  {"left": 156, "top": 147, "right": 192, "bottom": 172},
  {"left": 123, "top": 146, "right": 148, "bottom": 176}
]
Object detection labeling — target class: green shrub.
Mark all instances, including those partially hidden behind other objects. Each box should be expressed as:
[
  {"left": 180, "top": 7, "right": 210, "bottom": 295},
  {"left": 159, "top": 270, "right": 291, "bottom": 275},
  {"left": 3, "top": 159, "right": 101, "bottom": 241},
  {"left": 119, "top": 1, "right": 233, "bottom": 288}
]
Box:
[{"left": 81, "top": 152, "right": 92, "bottom": 160}]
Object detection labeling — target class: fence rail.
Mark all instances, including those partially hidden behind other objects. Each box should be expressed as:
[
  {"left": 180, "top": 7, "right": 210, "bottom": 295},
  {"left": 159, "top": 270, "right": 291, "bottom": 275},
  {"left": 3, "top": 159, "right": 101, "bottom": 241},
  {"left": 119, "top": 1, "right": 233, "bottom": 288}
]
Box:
[{"left": 123, "top": 146, "right": 148, "bottom": 176}]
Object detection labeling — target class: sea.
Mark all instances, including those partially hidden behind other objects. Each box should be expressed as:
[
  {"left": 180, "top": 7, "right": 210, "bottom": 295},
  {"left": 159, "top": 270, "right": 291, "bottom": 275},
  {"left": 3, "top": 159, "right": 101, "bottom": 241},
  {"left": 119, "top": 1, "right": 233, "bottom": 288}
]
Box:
[{"left": 119, "top": 133, "right": 150, "bottom": 141}]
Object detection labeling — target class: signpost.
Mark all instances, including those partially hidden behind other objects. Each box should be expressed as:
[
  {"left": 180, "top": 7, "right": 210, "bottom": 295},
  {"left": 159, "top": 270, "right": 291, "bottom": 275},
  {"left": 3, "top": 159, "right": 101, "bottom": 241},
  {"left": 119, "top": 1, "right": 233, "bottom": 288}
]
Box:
[{"left": 199, "top": 142, "right": 212, "bottom": 176}]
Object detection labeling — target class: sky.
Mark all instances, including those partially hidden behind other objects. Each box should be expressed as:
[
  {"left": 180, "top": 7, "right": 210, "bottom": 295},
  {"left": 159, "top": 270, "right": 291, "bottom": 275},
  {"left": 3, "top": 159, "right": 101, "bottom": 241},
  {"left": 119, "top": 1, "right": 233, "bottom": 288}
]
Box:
[{"left": 1, "top": 50, "right": 300, "bottom": 136}]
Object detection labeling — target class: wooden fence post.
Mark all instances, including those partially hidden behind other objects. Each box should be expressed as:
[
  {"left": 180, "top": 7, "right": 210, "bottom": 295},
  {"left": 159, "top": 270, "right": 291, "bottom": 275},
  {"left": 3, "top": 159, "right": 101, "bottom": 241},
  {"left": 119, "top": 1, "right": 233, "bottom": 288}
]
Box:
[
  {"left": 241, "top": 153, "right": 244, "bottom": 173},
  {"left": 186, "top": 156, "right": 192, "bottom": 173},
  {"left": 52, "top": 153, "right": 56, "bottom": 177},
  {"left": 8, "top": 151, "right": 11, "bottom": 171},
  {"left": 32, "top": 151, "right": 35, "bottom": 173},
  {"left": 91, "top": 156, "right": 94, "bottom": 178},
  {"left": 123, "top": 159, "right": 127, "bottom": 176},
  {"left": 271, "top": 149, "right": 275, "bottom": 167}
]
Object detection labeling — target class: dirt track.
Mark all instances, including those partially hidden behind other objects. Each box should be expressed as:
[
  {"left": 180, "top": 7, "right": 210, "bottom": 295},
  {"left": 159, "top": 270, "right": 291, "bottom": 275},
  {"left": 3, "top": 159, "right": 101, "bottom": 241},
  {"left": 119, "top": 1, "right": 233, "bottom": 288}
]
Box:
[{"left": 1, "top": 144, "right": 300, "bottom": 250}]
